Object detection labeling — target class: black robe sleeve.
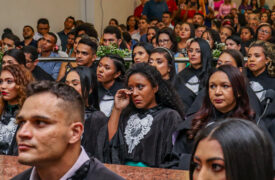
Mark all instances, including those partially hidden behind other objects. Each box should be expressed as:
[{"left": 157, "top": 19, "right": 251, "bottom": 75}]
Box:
[
  {"left": 82, "top": 109, "right": 108, "bottom": 158},
  {"left": 96, "top": 107, "right": 183, "bottom": 167}
]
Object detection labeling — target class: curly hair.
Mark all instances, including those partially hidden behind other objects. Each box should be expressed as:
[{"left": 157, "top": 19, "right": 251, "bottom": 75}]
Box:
[
  {"left": 249, "top": 40, "right": 275, "bottom": 77},
  {"left": 125, "top": 63, "right": 185, "bottom": 119},
  {"left": 188, "top": 65, "right": 255, "bottom": 139},
  {"left": 0, "top": 65, "right": 34, "bottom": 115}
]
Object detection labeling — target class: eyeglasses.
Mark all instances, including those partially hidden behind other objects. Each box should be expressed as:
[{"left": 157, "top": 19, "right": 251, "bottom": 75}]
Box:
[
  {"left": 259, "top": 29, "right": 271, "bottom": 34},
  {"left": 158, "top": 39, "right": 170, "bottom": 44}
]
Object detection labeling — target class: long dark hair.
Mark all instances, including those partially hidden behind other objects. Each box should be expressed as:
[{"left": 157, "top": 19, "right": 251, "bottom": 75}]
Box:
[
  {"left": 125, "top": 63, "right": 185, "bottom": 119},
  {"left": 132, "top": 42, "right": 154, "bottom": 63},
  {"left": 219, "top": 49, "right": 244, "bottom": 68},
  {"left": 66, "top": 66, "right": 99, "bottom": 109},
  {"left": 156, "top": 27, "right": 178, "bottom": 53},
  {"left": 99, "top": 54, "right": 125, "bottom": 82},
  {"left": 126, "top": 15, "right": 137, "bottom": 31},
  {"left": 188, "top": 65, "right": 255, "bottom": 139},
  {"left": 3, "top": 49, "right": 26, "bottom": 66},
  {"left": 149, "top": 47, "right": 176, "bottom": 81},
  {"left": 190, "top": 119, "right": 273, "bottom": 180},
  {"left": 202, "top": 29, "right": 221, "bottom": 49},
  {"left": 188, "top": 38, "right": 213, "bottom": 87}
]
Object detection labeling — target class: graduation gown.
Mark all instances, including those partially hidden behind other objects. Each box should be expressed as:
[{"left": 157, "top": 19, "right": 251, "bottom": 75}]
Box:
[
  {"left": 173, "top": 67, "right": 202, "bottom": 112},
  {"left": 82, "top": 106, "right": 108, "bottom": 157},
  {"left": 11, "top": 157, "right": 124, "bottom": 180},
  {"left": 247, "top": 69, "right": 275, "bottom": 102},
  {"left": 172, "top": 108, "right": 275, "bottom": 170},
  {"left": 186, "top": 86, "right": 263, "bottom": 117},
  {"left": 96, "top": 106, "right": 183, "bottom": 167},
  {"left": 98, "top": 81, "right": 124, "bottom": 117}
]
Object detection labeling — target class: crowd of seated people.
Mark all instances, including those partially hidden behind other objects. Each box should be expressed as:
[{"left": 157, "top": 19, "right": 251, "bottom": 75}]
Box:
[{"left": 0, "top": 0, "right": 275, "bottom": 179}]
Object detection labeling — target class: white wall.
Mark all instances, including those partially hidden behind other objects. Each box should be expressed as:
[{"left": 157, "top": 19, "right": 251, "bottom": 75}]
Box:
[
  {"left": 0, "top": 0, "right": 136, "bottom": 40},
  {"left": 86, "top": 0, "right": 135, "bottom": 36},
  {"left": 0, "top": 0, "right": 81, "bottom": 39}
]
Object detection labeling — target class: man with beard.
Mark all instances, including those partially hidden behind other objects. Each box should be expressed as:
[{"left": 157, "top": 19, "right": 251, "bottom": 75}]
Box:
[{"left": 20, "top": 25, "right": 37, "bottom": 48}]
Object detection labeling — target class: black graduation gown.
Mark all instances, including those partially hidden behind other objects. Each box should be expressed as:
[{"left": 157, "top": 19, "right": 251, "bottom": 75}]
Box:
[
  {"left": 0, "top": 105, "right": 19, "bottom": 156},
  {"left": 11, "top": 157, "right": 124, "bottom": 180},
  {"left": 258, "top": 89, "right": 275, "bottom": 142},
  {"left": 82, "top": 106, "right": 108, "bottom": 157},
  {"left": 98, "top": 80, "right": 124, "bottom": 117},
  {"left": 172, "top": 109, "right": 275, "bottom": 170},
  {"left": 247, "top": 69, "right": 275, "bottom": 102},
  {"left": 96, "top": 106, "right": 183, "bottom": 167},
  {"left": 32, "top": 66, "right": 54, "bottom": 81},
  {"left": 173, "top": 67, "right": 202, "bottom": 112},
  {"left": 186, "top": 86, "right": 263, "bottom": 117}
]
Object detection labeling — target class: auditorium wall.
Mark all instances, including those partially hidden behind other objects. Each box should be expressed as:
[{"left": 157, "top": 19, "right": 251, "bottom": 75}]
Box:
[
  {"left": 0, "top": 0, "right": 135, "bottom": 39},
  {"left": 0, "top": 0, "right": 82, "bottom": 39},
  {"left": 0, "top": 0, "right": 273, "bottom": 40}
]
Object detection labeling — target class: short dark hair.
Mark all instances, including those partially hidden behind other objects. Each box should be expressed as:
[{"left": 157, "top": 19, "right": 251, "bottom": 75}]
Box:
[
  {"left": 47, "top": 32, "right": 57, "bottom": 44},
  {"left": 3, "top": 49, "right": 26, "bottom": 66},
  {"left": 3, "top": 33, "right": 20, "bottom": 47},
  {"left": 226, "top": 35, "right": 241, "bottom": 45},
  {"left": 194, "top": 12, "right": 204, "bottom": 20},
  {"left": 139, "top": 17, "right": 149, "bottom": 24},
  {"left": 26, "top": 81, "right": 85, "bottom": 123},
  {"left": 68, "top": 29, "right": 76, "bottom": 36},
  {"left": 103, "top": 26, "right": 121, "bottom": 40},
  {"left": 150, "top": 18, "right": 159, "bottom": 24},
  {"left": 66, "top": 16, "right": 75, "bottom": 23},
  {"left": 190, "top": 119, "right": 273, "bottom": 180},
  {"left": 78, "top": 37, "right": 98, "bottom": 54},
  {"left": 162, "top": 11, "right": 172, "bottom": 17},
  {"left": 109, "top": 18, "right": 119, "bottom": 26},
  {"left": 75, "top": 23, "right": 98, "bottom": 39},
  {"left": 23, "top": 25, "right": 34, "bottom": 32},
  {"left": 37, "top": 18, "right": 49, "bottom": 26},
  {"left": 240, "top": 26, "right": 254, "bottom": 38},
  {"left": 22, "top": 46, "right": 38, "bottom": 62}
]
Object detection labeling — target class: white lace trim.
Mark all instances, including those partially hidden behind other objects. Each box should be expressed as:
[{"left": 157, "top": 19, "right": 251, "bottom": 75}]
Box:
[{"left": 124, "top": 114, "right": 153, "bottom": 153}]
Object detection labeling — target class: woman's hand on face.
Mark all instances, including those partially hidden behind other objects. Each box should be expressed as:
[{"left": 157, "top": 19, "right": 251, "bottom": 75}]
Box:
[{"left": 114, "top": 89, "right": 132, "bottom": 111}]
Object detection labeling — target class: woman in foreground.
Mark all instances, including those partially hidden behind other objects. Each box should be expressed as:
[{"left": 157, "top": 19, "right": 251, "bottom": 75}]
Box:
[{"left": 190, "top": 118, "right": 273, "bottom": 180}]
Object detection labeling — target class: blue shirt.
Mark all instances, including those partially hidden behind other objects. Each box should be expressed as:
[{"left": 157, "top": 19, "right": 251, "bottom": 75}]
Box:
[
  {"left": 142, "top": 0, "right": 168, "bottom": 21},
  {"left": 58, "top": 30, "right": 68, "bottom": 51},
  {"left": 38, "top": 52, "right": 61, "bottom": 80}
]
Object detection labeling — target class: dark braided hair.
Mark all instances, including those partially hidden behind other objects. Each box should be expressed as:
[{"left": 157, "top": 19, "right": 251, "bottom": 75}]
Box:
[{"left": 125, "top": 63, "right": 185, "bottom": 119}]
